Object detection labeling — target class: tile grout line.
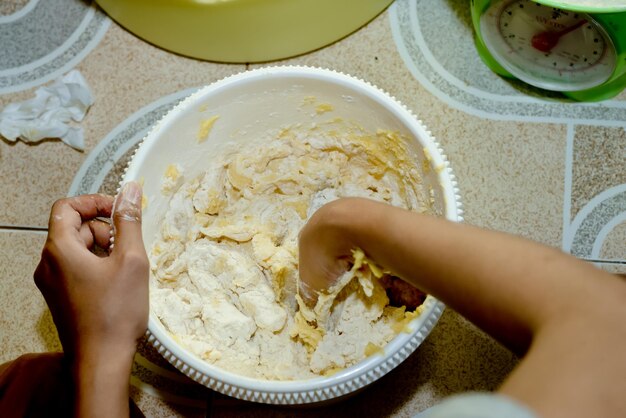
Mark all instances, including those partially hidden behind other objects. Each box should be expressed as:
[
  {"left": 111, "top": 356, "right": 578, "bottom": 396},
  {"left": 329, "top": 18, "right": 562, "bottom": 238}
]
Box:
[
  {"left": 0, "top": 225, "right": 48, "bottom": 234},
  {"left": 583, "top": 259, "right": 626, "bottom": 265}
]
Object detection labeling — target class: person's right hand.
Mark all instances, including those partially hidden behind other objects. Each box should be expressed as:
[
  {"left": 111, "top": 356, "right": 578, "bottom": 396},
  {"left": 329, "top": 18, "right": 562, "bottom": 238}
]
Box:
[
  {"left": 298, "top": 198, "right": 427, "bottom": 309},
  {"left": 298, "top": 198, "right": 364, "bottom": 305}
]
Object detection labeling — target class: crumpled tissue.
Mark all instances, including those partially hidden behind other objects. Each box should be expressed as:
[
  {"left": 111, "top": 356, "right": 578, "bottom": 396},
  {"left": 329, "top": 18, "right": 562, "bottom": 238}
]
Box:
[{"left": 0, "top": 70, "right": 94, "bottom": 151}]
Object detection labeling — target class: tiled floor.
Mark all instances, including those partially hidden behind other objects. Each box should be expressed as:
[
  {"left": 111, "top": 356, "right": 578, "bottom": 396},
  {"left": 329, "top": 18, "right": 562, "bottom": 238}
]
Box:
[
  {"left": 0, "top": 231, "right": 59, "bottom": 363},
  {"left": 1, "top": 0, "right": 624, "bottom": 417}
]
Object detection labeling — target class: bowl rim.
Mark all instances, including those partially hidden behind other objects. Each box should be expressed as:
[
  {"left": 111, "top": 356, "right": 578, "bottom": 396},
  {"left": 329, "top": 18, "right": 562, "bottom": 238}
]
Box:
[{"left": 124, "top": 65, "right": 463, "bottom": 404}]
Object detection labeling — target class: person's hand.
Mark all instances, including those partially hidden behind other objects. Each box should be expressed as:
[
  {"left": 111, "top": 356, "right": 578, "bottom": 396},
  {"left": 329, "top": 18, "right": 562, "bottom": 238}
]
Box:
[
  {"left": 34, "top": 182, "right": 148, "bottom": 417},
  {"left": 298, "top": 199, "right": 363, "bottom": 305},
  {"left": 299, "top": 198, "right": 427, "bottom": 309},
  {"left": 34, "top": 182, "right": 148, "bottom": 360}
]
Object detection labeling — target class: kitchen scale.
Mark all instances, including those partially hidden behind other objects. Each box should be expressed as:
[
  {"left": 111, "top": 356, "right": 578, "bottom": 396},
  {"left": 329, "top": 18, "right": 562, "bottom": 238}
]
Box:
[{"left": 471, "top": 0, "right": 626, "bottom": 101}]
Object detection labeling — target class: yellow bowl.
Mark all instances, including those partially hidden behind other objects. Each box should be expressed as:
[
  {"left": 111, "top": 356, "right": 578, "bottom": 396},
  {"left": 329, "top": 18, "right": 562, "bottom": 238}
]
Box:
[{"left": 95, "top": 0, "right": 393, "bottom": 63}]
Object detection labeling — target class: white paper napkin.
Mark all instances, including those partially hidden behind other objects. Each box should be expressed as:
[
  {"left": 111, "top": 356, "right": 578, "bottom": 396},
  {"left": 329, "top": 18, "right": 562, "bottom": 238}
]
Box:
[{"left": 0, "top": 70, "right": 94, "bottom": 151}]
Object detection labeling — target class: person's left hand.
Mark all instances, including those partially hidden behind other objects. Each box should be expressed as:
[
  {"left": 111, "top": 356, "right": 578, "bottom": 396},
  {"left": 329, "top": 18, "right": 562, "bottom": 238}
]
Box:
[{"left": 34, "top": 182, "right": 149, "bottom": 361}]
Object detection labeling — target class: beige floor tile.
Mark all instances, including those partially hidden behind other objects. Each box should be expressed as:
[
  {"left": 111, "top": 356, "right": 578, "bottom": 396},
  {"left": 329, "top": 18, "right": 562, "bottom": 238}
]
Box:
[
  {"left": 0, "top": 21, "right": 243, "bottom": 228},
  {"left": 0, "top": 230, "right": 60, "bottom": 364},
  {"left": 0, "top": 0, "right": 29, "bottom": 15},
  {"left": 440, "top": 121, "right": 567, "bottom": 246},
  {"left": 600, "top": 221, "right": 626, "bottom": 274},
  {"left": 601, "top": 222, "right": 626, "bottom": 261},
  {"left": 571, "top": 125, "right": 626, "bottom": 222},
  {"left": 599, "top": 266, "right": 626, "bottom": 275}
]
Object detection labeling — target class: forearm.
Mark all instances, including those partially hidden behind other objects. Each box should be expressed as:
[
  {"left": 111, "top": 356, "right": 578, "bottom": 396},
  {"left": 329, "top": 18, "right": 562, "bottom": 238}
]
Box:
[
  {"left": 325, "top": 198, "right": 623, "bottom": 352},
  {"left": 71, "top": 343, "right": 136, "bottom": 418},
  {"left": 310, "top": 197, "right": 626, "bottom": 418}
]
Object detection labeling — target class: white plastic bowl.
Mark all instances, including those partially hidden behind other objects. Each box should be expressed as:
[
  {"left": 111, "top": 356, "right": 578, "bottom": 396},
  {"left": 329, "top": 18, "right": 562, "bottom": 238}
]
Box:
[{"left": 123, "top": 66, "right": 463, "bottom": 404}]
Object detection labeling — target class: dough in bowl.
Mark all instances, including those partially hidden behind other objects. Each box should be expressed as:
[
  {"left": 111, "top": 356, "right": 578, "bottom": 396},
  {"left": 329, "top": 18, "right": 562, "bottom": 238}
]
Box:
[{"left": 150, "top": 115, "right": 434, "bottom": 380}]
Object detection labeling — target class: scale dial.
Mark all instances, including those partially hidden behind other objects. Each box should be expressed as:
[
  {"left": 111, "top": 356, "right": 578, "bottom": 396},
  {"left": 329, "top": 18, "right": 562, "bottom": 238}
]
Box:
[{"left": 480, "top": 0, "right": 617, "bottom": 91}]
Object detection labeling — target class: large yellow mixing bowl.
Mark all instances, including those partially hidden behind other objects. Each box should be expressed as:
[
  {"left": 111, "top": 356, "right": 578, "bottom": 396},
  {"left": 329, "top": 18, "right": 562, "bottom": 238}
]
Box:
[{"left": 95, "top": 0, "right": 394, "bottom": 63}]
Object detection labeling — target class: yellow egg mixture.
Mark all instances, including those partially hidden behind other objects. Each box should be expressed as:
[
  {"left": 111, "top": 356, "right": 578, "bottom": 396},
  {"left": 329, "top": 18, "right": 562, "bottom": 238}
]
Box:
[{"left": 150, "top": 111, "right": 433, "bottom": 379}]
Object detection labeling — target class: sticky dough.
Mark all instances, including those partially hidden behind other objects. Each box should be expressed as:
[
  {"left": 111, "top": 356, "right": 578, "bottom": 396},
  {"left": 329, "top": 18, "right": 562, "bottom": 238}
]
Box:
[{"left": 150, "top": 118, "right": 432, "bottom": 379}]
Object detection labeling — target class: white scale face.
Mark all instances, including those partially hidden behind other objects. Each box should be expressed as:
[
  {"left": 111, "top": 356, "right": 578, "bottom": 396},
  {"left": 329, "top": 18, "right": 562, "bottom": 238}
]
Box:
[{"left": 480, "top": 0, "right": 617, "bottom": 91}]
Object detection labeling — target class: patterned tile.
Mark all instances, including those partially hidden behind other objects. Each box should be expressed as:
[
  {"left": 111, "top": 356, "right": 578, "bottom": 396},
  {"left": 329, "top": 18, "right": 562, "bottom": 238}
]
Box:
[
  {"left": 0, "top": 0, "right": 110, "bottom": 94},
  {"left": 564, "top": 126, "right": 626, "bottom": 262}
]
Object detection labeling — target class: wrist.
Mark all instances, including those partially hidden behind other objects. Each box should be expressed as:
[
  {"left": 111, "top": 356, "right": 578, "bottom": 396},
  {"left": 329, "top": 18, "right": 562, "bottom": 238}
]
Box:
[
  {"left": 70, "top": 342, "right": 135, "bottom": 418},
  {"left": 70, "top": 338, "right": 137, "bottom": 390},
  {"left": 322, "top": 198, "right": 386, "bottom": 249},
  {"left": 72, "top": 338, "right": 137, "bottom": 369}
]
